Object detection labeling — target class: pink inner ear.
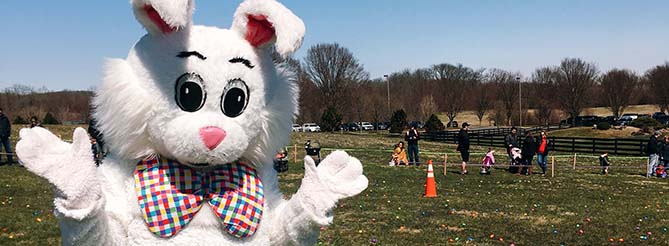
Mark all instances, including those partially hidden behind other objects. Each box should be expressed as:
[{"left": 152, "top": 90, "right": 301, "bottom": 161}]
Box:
[
  {"left": 245, "top": 15, "right": 275, "bottom": 47},
  {"left": 144, "top": 5, "right": 175, "bottom": 34}
]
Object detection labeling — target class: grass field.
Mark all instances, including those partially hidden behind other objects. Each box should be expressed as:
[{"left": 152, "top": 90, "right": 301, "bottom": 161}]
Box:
[{"left": 1, "top": 129, "right": 668, "bottom": 245}]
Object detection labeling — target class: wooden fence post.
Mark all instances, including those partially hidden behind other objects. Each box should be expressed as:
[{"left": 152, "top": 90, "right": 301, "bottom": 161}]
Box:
[
  {"left": 551, "top": 156, "right": 555, "bottom": 178},
  {"left": 293, "top": 144, "right": 297, "bottom": 163},
  {"left": 647, "top": 157, "right": 650, "bottom": 178},
  {"left": 572, "top": 153, "right": 577, "bottom": 170},
  {"left": 443, "top": 154, "right": 448, "bottom": 175}
]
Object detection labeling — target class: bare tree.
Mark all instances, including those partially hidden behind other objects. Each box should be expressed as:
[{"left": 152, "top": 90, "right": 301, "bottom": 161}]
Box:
[
  {"left": 303, "top": 43, "right": 369, "bottom": 111},
  {"left": 531, "top": 67, "right": 557, "bottom": 125},
  {"left": 474, "top": 81, "right": 494, "bottom": 126},
  {"left": 432, "top": 63, "right": 482, "bottom": 123},
  {"left": 600, "top": 69, "right": 639, "bottom": 118},
  {"left": 419, "top": 94, "right": 438, "bottom": 122},
  {"left": 646, "top": 63, "right": 669, "bottom": 113},
  {"left": 488, "top": 69, "right": 519, "bottom": 126},
  {"left": 554, "top": 58, "right": 599, "bottom": 126}
]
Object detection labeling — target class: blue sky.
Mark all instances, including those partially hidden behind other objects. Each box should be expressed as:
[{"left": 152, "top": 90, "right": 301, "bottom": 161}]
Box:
[{"left": 1, "top": 0, "right": 667, "bottom": 90}]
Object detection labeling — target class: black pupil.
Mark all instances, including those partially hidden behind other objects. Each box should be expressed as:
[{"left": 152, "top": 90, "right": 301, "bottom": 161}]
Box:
[
  {"left": 223, "top": 88, "right": 246, "bottom": 117},
  {"left": 179, "top": 81, "right": 204, "bottom": 112}
]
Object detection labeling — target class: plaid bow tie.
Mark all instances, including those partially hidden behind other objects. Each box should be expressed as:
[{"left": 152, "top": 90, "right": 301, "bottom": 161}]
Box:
[{"left": 134, "top": 157, "right": 264, "bottom": 238}]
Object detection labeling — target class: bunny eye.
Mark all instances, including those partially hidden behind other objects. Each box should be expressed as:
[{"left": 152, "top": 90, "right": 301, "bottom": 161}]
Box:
[
  {"left": 175, "top": 73, "right": 206, "bottom": 112},
  {"left": 220, "top": 79, "right": 249, "bottom": 118}
]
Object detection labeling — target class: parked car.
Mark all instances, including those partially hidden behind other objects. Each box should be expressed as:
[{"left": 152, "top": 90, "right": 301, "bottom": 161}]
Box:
[
  {"left": 656, "top": 115, "right": 669, "bottom": 125},
  {"left": 409, "top": 121, "right": 424, "bottom": 128},
  {"left": 447, "top": 121, "right": 458, "bottom": 128},
  {"left": 560, "top": 116, "right": 602, "bottom": 127},
  {"left": 302, "top": 123, "right": 321, "bottom": 132},
  {"left": 617, "top": 114, "right": 639, "bottom": 126},
  {"left": 601, "top": 116, "right": 617, "bottom": 125},
  {"left": 292, "top": 124, "right": 302, "bottom": 132},
  {"left": 359, "top": 122, "right": 374, "bottom": 131},
  {"left": 652, "top": 112, "right": 666, "bottom": 120},
  {"left": 345, "top": 122, "right": 360, "bottom": 131},
  {"left": 374, "top": 122, "right": 389, "bottom": 130}
]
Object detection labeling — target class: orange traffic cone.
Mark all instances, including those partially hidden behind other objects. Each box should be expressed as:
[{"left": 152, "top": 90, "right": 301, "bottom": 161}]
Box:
[{"left": 424, "top": 160, "right": 437, "bottom": 198}]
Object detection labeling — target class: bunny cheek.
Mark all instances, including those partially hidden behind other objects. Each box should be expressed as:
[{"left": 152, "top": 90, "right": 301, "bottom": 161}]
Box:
[{"left": 154, "top": 115, "right": 250, "bottom": 165}]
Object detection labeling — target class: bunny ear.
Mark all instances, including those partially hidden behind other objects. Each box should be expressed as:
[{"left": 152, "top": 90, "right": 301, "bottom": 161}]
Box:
[
  {"left": 231, "top": 0, "right": 305, "bottom": 58},
  {"left": 131, "top": 0, "right": 195, "bottom": 35}
]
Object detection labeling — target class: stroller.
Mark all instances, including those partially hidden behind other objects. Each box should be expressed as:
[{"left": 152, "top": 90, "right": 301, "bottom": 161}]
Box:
[
  {"left": 304, "top": 140, "right": 321, "bottom": 166},
  {"left": 508, "top": 147, "right": 523, "bottom": 174},
  {"left": 273, "top": 149, "right": 289, "bottom": 173},
  {"left": 480, "top": 150, "right": 495, "bottom": 175}
]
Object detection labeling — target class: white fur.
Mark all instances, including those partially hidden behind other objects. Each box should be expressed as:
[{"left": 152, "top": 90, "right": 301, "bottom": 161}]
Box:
[
  {"left": 132, "top": 0, "right": 194, "bottom": 35},
  {"left": 16, "top": 0, "right": 367, "bottom": 245},
  {"left": 232, "top": 0, "right": 306, "bottom": 58}
]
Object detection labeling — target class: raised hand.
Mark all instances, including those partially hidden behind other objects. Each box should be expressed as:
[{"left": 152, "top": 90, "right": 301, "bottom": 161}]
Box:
[
  {"left": 294, "top": 151, "right": 368, "bottom": 224},
  {"left": 16, "top": 127, "right": 99, "bottom": 202}
]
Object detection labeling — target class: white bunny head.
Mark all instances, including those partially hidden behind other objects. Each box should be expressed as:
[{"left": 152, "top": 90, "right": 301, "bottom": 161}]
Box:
[{"left": 93, "top": 0, "right": 305, "bottom": 167}]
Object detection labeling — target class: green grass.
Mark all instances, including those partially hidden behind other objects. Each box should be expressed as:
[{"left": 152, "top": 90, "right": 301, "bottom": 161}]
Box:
[{"left": 1, "top": 130, "right": 668, "bottom": 245}]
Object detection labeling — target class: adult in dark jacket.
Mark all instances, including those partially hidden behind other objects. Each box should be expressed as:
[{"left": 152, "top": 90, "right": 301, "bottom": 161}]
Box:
[
  {"left": 405, "top": 125, "right": 420, "bottom": 165},
  {"left": 0, "top": 109, "right": 14, "bottom": 165},
  {"left": 88, "top": 118, "right": 105, "bottom": 155},
  {"left": 521, "top": 131, "right": 537, "bottom": 175},
  {"left": 659, "top": 136, "right": 669, "bottom": 168},
  {"left": 504, "top": 127, "right": 519, "bottom": 164},
  {"left": 536, "top": 131, "right": 551, "bottom": 176},
  {"left": 647, "top": 131, "right": 660, "bottom": 177},
  {"left": 457, "top": 122, "right": 470, "bottom": 174}
]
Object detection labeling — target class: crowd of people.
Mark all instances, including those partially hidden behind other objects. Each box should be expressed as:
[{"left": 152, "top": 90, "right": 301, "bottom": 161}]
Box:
[{"left": 387, "top": 124, "right": 638, "bottom": 177}]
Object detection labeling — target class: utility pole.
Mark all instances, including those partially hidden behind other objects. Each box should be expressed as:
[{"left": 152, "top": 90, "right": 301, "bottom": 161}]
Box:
[
  {"left": 517, "top": 76, "right": 522, "bottom": 127},
  {"left": 384, "top": 74, "right": 390, "bottom": 113}
]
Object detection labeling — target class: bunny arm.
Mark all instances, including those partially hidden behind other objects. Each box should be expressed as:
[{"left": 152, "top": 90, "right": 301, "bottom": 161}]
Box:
[
  {"left": 268, "top": 151, "right": 368, "bottom": 244},
  {"left": 16, "top": 127, "right": 114, "bottom": 245}
]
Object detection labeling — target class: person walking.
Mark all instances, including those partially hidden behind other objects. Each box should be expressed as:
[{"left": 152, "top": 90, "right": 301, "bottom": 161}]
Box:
[
  {"left": 647, "top": 131, "right": 661, "bottom": 177},
  {"left": 457, "top": 122, "right": 470, "bottom": 174},
  {"left": 0, "top": 109, "right": 14, "bottom": 165},
  {"left": 536, "top": 131, "right": 551, "bottom": 176},
  {"left": 521, "top": 131, "right": 537, "bottom": 175},
  {"left": 659, "top": 136, "right": 669, "bottom": 168},
  {"left": 405, "top": 125, "right": 420, "bottom": 166},
  {"left": 504, "top": 127, "right": 519, "bottom": 164}
]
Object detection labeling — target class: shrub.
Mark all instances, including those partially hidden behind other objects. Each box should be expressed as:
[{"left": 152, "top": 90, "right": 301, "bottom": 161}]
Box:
[
  {"left": 320, "top": 106, "right": 342, "bottom": 132},
  {"left": 424, "top": 114, "right": 445, "bottom": 133},
  {"left": 42, "top": 112, "right": 60, "bottom": 125},
  {"left": 389, "top": 110, "right": 407, "bottom": 133},
  {"left": 630, "top": 118, "right": 664, "bottom": 130},
  {"left": 13, "top": 116, "right": 28, "bottom": 124},
  {"left": 596, "top": 122, "right": 611, "bottom": 130}
]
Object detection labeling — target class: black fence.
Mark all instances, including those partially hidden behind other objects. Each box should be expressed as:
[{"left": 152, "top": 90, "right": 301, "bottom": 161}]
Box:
[{"left": 423, "top": 129, "right": 648, "bottom": 156}]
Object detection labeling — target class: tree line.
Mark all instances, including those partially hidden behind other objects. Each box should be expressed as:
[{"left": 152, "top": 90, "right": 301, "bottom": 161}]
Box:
[
  {"left": 3, "top": 43, "right": 668, "bottom": 130},
  {"left": 0, "top": 84, "right": 92, "bottom": 124},
  {"left": 277, "top": 43, "right": 669, "bottom": 129}
]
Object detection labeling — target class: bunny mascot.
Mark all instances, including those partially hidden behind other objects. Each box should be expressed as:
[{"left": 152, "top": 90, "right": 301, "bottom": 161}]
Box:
[{"left": 16, "top": 0, "right": 368, "bottom": 245}]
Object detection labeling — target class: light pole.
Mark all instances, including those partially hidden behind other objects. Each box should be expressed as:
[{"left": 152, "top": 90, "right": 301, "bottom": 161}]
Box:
[
  {"left": 384, "top": 74, "right": 390, "bottom": 114},
  {"left": 517, "top": 76, "right": 522, "bottom": 127}
]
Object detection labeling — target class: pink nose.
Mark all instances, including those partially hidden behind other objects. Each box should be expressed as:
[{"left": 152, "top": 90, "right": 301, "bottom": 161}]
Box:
[{"left": 199, "top": 126, "right": 227, "bottom": 150}]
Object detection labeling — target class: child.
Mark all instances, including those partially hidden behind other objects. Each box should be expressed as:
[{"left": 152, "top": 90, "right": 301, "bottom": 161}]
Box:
[
  {"left": 655, "top": 165, "right": 667, "bottom": 178},
  {"left": 480, "top": 149, "right": 495, "bottom": 175},
  {"left": 599, "top": 152, "right": 610, "bottom": 175},
  {"left": 509, "top": 147, "right": 522, "bottom": 174}
]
